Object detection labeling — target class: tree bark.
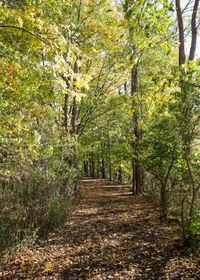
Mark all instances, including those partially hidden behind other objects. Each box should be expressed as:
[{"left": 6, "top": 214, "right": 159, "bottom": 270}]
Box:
[
  {"left": 64, "top": 94, "right": 69, "bottom": 132},
  {"left": 77, "top": 0, "right": 82, "bottom": 22},
  {"left": 83, "top": 161, "right": 89, "bottom": 176},
  {"left": 175, "top": 0, "right": 186, "bottom": 66},
  {"left": 101, "top": 158, "right": 106, "bottom": 179},
  {"left": 161, "top": 182, "right": 167, "bottom": 219},
  {"left": 71, "top": 96, "right": 77, "bottom": 134},
  {"left": 132, "top": 161, "right": 136, "bottom": 195},
  {"left": 131, "top": 61, "right": 142, "bottom": 195},
  {"left": 108, "top": 133, "right": 112, "bottom": 181},
  {"left": 189, "top": 0, "right": 199, "bottom": 60},
  {"left": 118, "top": 166, "right": 123, "bottom": 183},
  {"left": 97, "top": 155, "right": 100, "bottom": 178},
  {"left": 91, "top": 153, "right": 95, "bottom": 178}
]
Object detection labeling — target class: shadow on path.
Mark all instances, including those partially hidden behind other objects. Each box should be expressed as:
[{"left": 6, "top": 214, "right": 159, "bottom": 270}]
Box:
[{"left": 1, "top": 179, "right": 199, "bottom": 280}]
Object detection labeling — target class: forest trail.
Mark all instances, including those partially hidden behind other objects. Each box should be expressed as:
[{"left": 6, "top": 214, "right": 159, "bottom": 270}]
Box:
[{"left": 1, "top": 179, "right": 199, "bottom": 280}]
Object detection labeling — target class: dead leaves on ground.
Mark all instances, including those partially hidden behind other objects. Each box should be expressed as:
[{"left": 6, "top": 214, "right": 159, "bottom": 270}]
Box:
[{"left": 0, "top": 179, "right": 199, "bottom": 279}]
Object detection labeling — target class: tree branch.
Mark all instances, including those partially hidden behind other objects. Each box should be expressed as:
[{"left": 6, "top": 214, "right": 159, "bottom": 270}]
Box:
[{"left": 0, "top": 25, "right": 50, "bottom": 45}]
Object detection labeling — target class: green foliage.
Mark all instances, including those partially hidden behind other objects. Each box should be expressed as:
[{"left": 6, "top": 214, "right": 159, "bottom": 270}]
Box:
[
  {"left": 191, "top": 211, "right": 200, "bottom": 241},
  {"left": 48, "top": 201, "right": 63, "bottom": 228},
  {"left": 185, "top": 211, "right": 200, "bottom": 253}
]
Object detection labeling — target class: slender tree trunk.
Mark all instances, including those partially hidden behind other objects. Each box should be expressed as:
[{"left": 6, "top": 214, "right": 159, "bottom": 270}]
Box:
[
  {"left": 118, "top": 166, "right": 123, "bottom": 183},
  {"left": 77, "top": 0, "right": 82, "bottom": 22},
  {"left": 71, "top": 96, "right": 77, "bottom": 134},
  {"left": 91, "top": 156, "right": 95, "bottom": 178},
  {"left": 71, "top": 0, "right": 83, "bottom": 193},
  {"left": 97, "top": 155, "right": 100, "bottom": 178},
  {"left": 74, "top": 143, "right": 79, "bottom": 192},
  {"left": 132, "top": 161, "right": 136, "bottom": 195},
  {"left": 189, "top": 0, "right": 199, "bottom": 61},
  {"left": 175, "top": 0, "right": 186, "bottom": 66},
  {"left": 135, "top": 164, "right": 142, "bottom": 194},
  {"left": 89, "top": 159, "right": 92, "bottom": 177},
  {"left": 108, "top": 132, "right": 112, "bottom": 181},
  {"left": 141, "top": 170, "right": 144, "bottom": 192},
  {"left": 131, "top": 61, "right": 142, "bottom": 195},
  {"left": 83, "top": 161, "right": 89, "bottom": 176},
  {"left": 64, "top": 94, "right": 69, "bottom": 132},
  {"left": 161, "top": 182, "right": 167, "bottom": 219},
  {"left": 101, "top": 158, "right": 106, "bottom": 179},
  {"left": 71, "top": 95, "right": 79, "bottom": 192}
]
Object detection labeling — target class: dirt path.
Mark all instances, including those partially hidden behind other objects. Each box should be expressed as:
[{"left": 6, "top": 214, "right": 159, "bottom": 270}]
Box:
[{"left": 1, "top": 179, "right": 199, "bottom": 279}]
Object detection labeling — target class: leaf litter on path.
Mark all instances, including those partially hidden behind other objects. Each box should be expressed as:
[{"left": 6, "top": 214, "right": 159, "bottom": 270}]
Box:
[{"left": 0, "top": 179, "right": 199, "bottom": 279}]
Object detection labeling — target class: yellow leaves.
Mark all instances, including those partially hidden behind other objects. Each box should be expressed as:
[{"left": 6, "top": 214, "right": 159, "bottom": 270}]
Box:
[
  {"left": 138, "top": 41, "right": 147, "bottom": 50},
  {"left": 74, "top": 78, "right": 85, "bottom": 89},
  {"left": 25, "top": 5, "right": 40, "bottom": 19},
  {"left": 16, "top": 256, "right": 55, "bottom": 275},
  {"left": 82, "top": 0, "right": 89, "bottom": 5},
  {"left": 165, "top": 86, "right": 181, "bottom": 94},
  {"left": 60, "top": 41, "right": 67, "bottom": 53},
  {"left": 45, "top": 262, "right": 54, "bottom": 272},
  {"left": 54, "top": 52, "right": 73, "bottom": 75},
  {"left": 66, "top": 89, "right": 85, "bottom": 101},
  {"left": 74, "top": 74, "right": 91, "bottom": 91},
  {"left": 114, "top": 63, "right": 123, "bottom": 70},
  {"left": 126, "top": 54, "right": 131, "bottom": 61},
  {"left": 17, "top": 16, "right": 23, "bottom": 28},
  {"left": 89, "top": 19, "right": 102, "bottom": 29},
  {"left": 66, "top": 50, "right": 76, "bottom": 64},
  {"left": 74, "top": 77, "right": 86, "bottom": 90},
  {"left": 34, "top": 18, "right": 44, "bottom": 31},
  {"left": 19, "top": 260, "right": 26, "bottom": 271},
  {"left": 17, "top": 258, "right": 53, "bottom": 273},
  {"left": 57, "top": 37, "right": 68, "bottom": 53}
]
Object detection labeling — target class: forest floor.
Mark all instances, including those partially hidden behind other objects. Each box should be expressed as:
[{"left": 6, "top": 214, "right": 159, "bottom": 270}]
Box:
[{"left": 0, "top": 179, "right": 199, "bottom": 280}]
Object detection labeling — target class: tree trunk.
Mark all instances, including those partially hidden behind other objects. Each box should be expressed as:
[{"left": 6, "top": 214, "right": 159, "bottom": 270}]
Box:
[
  {"left": 97, "top": 155, "right": 100, "bottom": 178},
  {"left": 175, "top": 0, "right": 186, "bottom": 66},
  {"left": 101, "top": 158, "right": 106, "bottom": 179},
  {"left": 118, "top": 166, "right": 123, "bottom": 183},
  {"left": 141, "top": 170, "right": 144, "bottom": 192},
  {"left": 132, "top": 161, "right": 136, "bottom": 195},
  {"left": 91, "top": 158, "right": 95, "bottom": 178},
  {"left": 83, "top": 161, "right": 89, "bottom": 177},
  {"left": 64, "top": 94, "right": 69, "bottom": 132},
  {"left": 131, "top": 61, "right": 142, "bottom": 195},
  {"left": 189, "top": 0, "right": 199, "bottom": 61},
  {"left": 108, "top": 132, "right": 112, "bottom": 181},
  {"left": 161, "top": 182, "right": 167, "bottom": 219},
  {"left": 71, "top": 96, "right": 77, "bottom": 134},
  {"left": 74, "top": 143, "right": 79, "bottom": 192}
]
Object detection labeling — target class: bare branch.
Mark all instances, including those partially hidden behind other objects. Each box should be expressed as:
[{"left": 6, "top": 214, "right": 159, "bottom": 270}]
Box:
[{"left": 182, "top": 0, "right": 193, "bottom": 14}]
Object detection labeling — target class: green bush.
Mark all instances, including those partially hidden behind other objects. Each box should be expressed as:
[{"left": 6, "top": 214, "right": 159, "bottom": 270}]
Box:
[
  {"left": 48, "top": 200, "right": 63, "bottom": 227},
  {"left": 0, "top": 160, "right": 75, "bottom": 260},
  {"left": 188, "top": 211, "right": 200, "bottom": 252}
]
